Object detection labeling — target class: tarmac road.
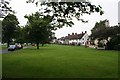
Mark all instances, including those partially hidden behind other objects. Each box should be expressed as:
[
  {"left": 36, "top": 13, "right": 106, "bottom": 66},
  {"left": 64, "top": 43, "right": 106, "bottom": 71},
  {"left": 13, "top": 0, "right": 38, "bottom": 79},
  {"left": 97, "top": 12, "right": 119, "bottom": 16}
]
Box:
[
  {"left": 0, "top": 49, "right": 11, "bottom": 54},
  {"left": 0, "top": 46, "right": 32, "bottom": 54}
]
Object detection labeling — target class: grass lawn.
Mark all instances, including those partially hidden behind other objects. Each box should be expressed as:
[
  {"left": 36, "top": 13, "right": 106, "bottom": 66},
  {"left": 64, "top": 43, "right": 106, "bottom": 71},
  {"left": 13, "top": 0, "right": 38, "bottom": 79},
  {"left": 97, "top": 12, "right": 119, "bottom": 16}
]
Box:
[
  {"left": 2, "top": 44, "right": 118, "bottom": 78},
  {"left": 0, "top": 45, "right": 7, "bottom": 50}
]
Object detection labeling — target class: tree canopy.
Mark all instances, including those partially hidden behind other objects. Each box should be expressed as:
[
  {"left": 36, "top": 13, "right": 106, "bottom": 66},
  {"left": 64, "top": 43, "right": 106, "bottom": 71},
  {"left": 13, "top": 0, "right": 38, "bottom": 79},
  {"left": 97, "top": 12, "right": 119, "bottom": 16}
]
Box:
[
  {"left": 2, "top": 13, "right": 19, "bottom": 47},
  {"left": 26, "top": 0, "right": 104, "bottom": 29},
  {"left": 24, "top": 12, "right": 53, "bottom": 49},
  {"left": 90, "top": 20, "right": 110, "bottom": 39},
  {"left": 90, "top": 20, "right": 120, "bottom": 50},
  {"left": 0, "top": 0, "right": 13, "bottom": 18}
]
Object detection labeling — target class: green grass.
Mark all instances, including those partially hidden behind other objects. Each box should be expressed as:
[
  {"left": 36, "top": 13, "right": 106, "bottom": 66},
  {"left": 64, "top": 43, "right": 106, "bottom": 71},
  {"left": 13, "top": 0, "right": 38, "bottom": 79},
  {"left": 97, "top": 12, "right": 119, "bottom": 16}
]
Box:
[
  {"left": 2, "top": 44, "right": 118, "bottom": 78},
  {"left": 0, "top": 45, "right": 7, "bottom": 50},
  {"left": 0, "top": 46, "right": 1, "bottom": 50}
]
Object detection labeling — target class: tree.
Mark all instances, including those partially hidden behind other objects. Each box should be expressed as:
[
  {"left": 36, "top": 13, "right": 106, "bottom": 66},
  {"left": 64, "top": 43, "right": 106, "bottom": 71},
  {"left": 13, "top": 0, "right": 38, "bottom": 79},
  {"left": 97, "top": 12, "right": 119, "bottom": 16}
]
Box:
[
  {"left": 2, "top": 13, "right": 19, "bottom": 47},
  {"left": 90, "top": 20, "right": 120, "bottom": 40},
  {"left": 90, "top": 20, "right": 120, "bottom": 50},
  {"left": 90, "top": 20, "right": 110, "bottom": 40},
  {"left": 24, "top": 12, "right": 53, "bottom": 49},
  {"left": 26, "top": 0, "right": 104, "bottom": 28},
  {"left": 15, "top": 26, "right": 25, "bottom": 44},
  {"left": 108, "top": 26, "right": 120, "bottom": 50}
]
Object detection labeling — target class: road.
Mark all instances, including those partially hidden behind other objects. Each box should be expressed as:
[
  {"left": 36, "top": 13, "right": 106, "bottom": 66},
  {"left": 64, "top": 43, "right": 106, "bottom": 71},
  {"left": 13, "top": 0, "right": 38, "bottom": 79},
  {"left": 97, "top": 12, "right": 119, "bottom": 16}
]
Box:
[
  {"left": 0, "top": 46, "right": 32, "bottom": 54},
  {"left": 0, "top": 49, "right": 11, "bottom": 54}
]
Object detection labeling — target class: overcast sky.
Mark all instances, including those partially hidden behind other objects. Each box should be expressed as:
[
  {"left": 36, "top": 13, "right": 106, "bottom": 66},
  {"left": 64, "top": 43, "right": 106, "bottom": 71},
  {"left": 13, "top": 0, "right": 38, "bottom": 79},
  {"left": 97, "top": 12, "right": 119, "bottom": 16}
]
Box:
[{"left": 9, "top": 0, "right": 119, "bottom": 38}]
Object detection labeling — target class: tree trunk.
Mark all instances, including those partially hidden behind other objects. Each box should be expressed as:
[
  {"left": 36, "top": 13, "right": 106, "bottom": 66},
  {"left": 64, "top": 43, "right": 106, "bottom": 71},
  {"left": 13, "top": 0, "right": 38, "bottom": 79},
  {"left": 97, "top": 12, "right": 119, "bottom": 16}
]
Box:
[
  {"left": 36, "top": 43, "right": 39, "bottom": 49},
  {"left": 7, "top": 42, "right": 10, "bottom": 48},
  {"left": 42, "top": 43, "right": 44, "bottom": 46}
]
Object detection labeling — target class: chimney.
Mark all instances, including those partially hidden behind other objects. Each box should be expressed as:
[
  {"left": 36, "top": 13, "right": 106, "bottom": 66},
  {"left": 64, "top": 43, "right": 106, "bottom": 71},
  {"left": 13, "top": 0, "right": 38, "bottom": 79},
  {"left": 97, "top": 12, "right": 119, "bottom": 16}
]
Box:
[
  {"left": 82, "top": 31, "right": 83, "bottom": 34},
  {"left": 72, "top": 33, "right": 74, "bottom": 35},
  {"left": 68, "top": 34, "right": 70, "bottom": 36},
  {"left": 75, "top": 33, "right": 77, "bottom": 35}
]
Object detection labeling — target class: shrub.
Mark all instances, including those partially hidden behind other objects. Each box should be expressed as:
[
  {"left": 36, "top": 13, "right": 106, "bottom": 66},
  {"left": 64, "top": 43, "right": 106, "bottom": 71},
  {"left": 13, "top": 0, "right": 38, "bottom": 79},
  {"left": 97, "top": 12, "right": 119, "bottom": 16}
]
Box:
[
  {"left": 98, "top": 41, "right": 104, "bottom": 47},
  {"left": 114, "top": 44, "right": 120, "bottom": 51}
]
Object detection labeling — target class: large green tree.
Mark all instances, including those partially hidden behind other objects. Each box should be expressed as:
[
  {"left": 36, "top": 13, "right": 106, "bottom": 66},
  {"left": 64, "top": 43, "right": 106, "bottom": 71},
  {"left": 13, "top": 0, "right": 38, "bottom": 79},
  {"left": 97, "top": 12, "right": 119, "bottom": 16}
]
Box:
[
  {"left": 90, "top": 20, "right": 120, "bottom": 50},
  {"left": 15, "top": 25, "right": 32, "bottom": 45},
  {"left": 15, "top": 26, "right": 26, "bottom": 44},
  {"left": 2, "top": 13, "right": 19, "bottom": 47},
  {"left": 91, "top": 20, "right": 120, "bottom": 40},
  {"left": 25, "top": 12, "right": 53, "bottom": 49},
  {"left": 90, "top": 20, "right": 110, "bottom": 40}
]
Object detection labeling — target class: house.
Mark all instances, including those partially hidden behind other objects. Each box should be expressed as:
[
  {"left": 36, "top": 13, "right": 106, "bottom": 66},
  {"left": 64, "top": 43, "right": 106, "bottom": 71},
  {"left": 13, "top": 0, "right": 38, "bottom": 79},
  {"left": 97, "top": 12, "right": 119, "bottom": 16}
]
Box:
[
  {"left": 57, "top": 31, "right": 89, "bottom": 46},
  {"left": 80, "top": 31, "right": 89, "bottom": 45}
]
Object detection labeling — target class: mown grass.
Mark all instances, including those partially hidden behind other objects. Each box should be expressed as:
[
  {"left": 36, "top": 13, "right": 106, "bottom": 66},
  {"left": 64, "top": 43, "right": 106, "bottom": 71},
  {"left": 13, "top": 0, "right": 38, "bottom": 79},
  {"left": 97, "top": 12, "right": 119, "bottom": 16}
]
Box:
[
  {"left": 2, "top": 44, "right": 118, "bottom": 78},
  {"left": 0, "top": 45, "right": 7, "bottom": 50}
]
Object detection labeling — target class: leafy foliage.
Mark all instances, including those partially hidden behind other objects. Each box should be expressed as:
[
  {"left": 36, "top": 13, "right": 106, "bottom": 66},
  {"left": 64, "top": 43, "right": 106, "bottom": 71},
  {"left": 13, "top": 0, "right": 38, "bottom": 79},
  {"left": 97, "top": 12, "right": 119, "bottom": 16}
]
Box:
[
  {"left": 24, "top": 12, "right": 53, "bottom": 49},
  {"left": 0, "top": 0, "right": 13, "bottom": 18},
  {"left": 90, "top": 20, "right": 120, "bottom": 50},
  {"left": 26, "top": 0, "right": 104, "bottom": 28},
  {"left": 91, "top": 20, "right": 120, "bottom": 40},
  {"left": 90, "top": 20, "right": 110, "bottom": 39},
  {"left": 2, "top": 13, "right": 19, "bottom": 47}
]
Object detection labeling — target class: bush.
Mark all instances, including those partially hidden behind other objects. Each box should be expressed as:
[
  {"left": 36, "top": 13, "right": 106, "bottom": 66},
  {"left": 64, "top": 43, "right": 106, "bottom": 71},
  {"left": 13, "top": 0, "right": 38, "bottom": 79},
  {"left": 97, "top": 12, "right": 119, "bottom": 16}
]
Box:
[
  {"left": 106, "top": 35, "right": 120, "bottom": 50},
  {"left": 114, "top": 44, "right": 120, "bottom": 51},
  {"left": 98, "top": 41, "right": 104, "bottom": 47}
]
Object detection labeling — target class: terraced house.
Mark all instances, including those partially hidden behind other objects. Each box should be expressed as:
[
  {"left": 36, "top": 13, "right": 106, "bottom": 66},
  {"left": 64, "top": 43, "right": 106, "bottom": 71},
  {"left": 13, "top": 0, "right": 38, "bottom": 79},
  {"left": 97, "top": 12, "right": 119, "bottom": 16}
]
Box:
[{"left": 57, "top": 31, "right": 90, "bottom": 46}]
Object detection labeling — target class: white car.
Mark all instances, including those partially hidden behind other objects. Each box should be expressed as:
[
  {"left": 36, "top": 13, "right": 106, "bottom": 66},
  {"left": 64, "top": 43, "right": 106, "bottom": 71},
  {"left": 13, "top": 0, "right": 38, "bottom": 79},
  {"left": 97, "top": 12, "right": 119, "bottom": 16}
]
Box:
[{"left": 8, "top": 45, "right": 16, "bottom": 51}]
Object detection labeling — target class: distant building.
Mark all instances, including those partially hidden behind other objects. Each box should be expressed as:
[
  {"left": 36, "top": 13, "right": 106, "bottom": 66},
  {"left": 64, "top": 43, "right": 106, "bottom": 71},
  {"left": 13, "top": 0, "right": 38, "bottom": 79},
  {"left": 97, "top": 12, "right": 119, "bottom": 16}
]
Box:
[
  {"left": 57, "top": 31, "right": 89, "bottom": 46},
  {"left": 80, "top": 31, "right": 89, "bottom": 45}
]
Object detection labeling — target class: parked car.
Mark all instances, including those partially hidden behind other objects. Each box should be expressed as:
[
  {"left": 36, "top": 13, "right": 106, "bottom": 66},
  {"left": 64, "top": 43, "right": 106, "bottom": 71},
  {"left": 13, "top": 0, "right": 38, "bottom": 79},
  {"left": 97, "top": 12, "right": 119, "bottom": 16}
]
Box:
[
  {"left": 16, "top": 44, "right": 23, "bottom": 49},
  {"left": 8, "top": 44, "right": 23, "bottom": 51},
  {"left": 8, "top": 45, "right": 16, "bottom": 51},
  {"left": 32, "top": 43, "right": 36, "bottom": 46}
]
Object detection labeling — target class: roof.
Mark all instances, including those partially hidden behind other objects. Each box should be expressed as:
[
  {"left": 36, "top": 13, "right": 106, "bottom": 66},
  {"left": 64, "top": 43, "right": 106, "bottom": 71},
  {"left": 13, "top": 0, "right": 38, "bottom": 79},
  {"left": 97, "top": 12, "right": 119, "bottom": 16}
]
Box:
[{"left": 59, "top": 32, "right": 86, "bottom": 40}]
